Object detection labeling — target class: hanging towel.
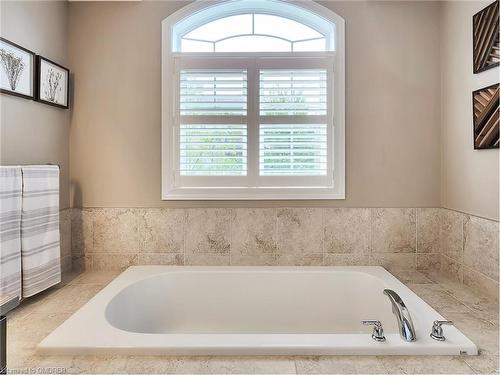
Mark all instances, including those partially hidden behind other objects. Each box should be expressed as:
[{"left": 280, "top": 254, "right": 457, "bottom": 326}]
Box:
[
  {"left": 0, "top": 167, "right": 22, "bottom": 314},
  {"left": 21, "top": 165, "right": 61, "bottom": 297}
]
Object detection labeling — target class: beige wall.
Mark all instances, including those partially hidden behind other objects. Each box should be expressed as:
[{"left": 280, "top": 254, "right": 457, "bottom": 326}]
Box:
[
  {"left": 440, "top": 1, "right": 499, "bottom": 221},
  {"left": 68, "top": 1, "right": 442, "bottom": 208},
  {"left": 0, "top": 1, "right": 70, "bottom": 209}
]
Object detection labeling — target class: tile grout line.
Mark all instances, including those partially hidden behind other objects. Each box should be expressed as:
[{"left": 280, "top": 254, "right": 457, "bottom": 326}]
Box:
[
  {"left": 321, "top": 207, "right": 325, "bottom": 266},
  {"left": 415, "top": 208, "right": 418, "bottom": 270},
  {"left": 369, "top": 208, "right": 373, "bottom": 266},
  {"left": 293, "top": 355, "right": 299, "bottom": 375}
]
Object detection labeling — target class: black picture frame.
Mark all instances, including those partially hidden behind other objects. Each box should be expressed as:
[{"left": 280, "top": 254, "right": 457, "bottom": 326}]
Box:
[
  {"left": 0, "top": 37, "right": 35, "bottom": 100},
  {"left": 473, "top": 1, "right": 500, "bottom": 74},
  {"left": 35, "top": 55, "right": 70, "bottom": 109},
  {"left": 472, "top": 83, "right": 499, "bottom": 149}
]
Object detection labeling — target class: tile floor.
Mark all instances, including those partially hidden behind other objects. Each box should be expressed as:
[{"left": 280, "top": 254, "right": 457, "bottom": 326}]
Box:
[{"left": 5, "top": 269, "right": 499, "bottom": 374}]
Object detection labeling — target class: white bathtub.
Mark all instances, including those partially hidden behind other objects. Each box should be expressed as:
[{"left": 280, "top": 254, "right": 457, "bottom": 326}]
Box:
[{"left": 38, "top": 266, "right": 477, "bottom": 355}]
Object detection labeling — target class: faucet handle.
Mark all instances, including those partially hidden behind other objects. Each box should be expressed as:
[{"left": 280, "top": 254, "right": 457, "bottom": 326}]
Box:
[
  {"left": 362, "top": 320, "right": 386, "bottom": 342},
  {"left": 430, "top": 320, "right": 454, "bottom": 341}
]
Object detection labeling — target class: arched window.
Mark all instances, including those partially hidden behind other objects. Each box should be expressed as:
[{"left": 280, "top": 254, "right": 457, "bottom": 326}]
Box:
[
  {"left": 180, "top": 14, "right": 327, "bottom": 53},
  {"left": 162, "top": 0, "right": 345, "bottom": 200}
]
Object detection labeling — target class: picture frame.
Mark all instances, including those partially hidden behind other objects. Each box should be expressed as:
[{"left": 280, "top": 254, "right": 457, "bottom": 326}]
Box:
[
  {"left": 0, "top": 37, "right": 35, "bottom": 100},
  {"left": 472, "top": 83, "right": 499, "bottom": 149},
  {"left": 35, "top": 55, "right": 69, "bottom": 109},
  {"left": 473, "top": 1, "right": 499, "bottom": 74}
]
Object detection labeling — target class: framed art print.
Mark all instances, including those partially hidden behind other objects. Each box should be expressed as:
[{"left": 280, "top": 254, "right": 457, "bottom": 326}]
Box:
[
  {"left": 36, "top": 56, "right": 69, "bottom": 109},
  {"left": 0, "top": 37, "right": 35, "bottom": 99},
  {"left": 472, "top": 83, "right": 499, "bottom": 149},
  {"left": 473, "top": 1, "right": 500, "bottom": 74}
]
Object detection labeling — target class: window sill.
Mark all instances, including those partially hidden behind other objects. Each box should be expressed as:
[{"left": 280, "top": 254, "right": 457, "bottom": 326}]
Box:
[{"left": 162, "top": 187, "right": 345, "bottom": 200}]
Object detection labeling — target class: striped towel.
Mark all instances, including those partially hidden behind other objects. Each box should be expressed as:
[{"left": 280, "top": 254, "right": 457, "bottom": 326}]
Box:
[
  {"left": 21, "top": 166, "right": 61, "bottom": 297},
  {"left": 0, "top": 167, "right": 22, "bottom": 314}
]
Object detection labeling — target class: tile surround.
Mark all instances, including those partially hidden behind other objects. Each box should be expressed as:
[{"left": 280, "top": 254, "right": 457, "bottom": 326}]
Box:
[
  {"left": 437, "top": 209, "right": 500, "bottom": 300},
  {"left": 440, "top": 209, "right": 465, "bottom": 261},
  {"left": 371, "top": 208, "right": 416, "bottom": 254},
  {"left": 59, "top": 208, "right": 72, "bottom": 275},
  {"left": 277, "top": 208, "right": 323, "bottom": 265},
  {"left": 323, "top": 208, "right": 370, "bottom": 255},
  {"left": 67, "top": 206, "right": 499, "bottom": 298},
  {"left": 464, "top": 216, "right": 499, "bottom": 281},
  {"left": 232, "top": 208, "right": 278, "bottom": 259}
]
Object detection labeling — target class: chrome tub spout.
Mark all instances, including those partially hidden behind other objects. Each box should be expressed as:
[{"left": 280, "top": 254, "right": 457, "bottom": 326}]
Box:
[{"left": 383, "top": 289, "right": 416, "bottom": 342}]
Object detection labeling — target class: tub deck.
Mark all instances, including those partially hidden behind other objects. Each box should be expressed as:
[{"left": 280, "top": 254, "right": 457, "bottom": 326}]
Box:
[{"left": 36, "top": 266, "right": 477, "bottom": 356}]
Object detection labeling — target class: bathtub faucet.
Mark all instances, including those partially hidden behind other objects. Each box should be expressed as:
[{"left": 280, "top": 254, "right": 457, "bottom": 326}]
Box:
[{"left": 383, "top": 289, "right": 416, "bottom": 342}]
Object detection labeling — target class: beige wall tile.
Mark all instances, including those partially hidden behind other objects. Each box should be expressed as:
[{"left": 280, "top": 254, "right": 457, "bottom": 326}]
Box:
[
  {"left": 463, "top": 266, "right": 499, "bottom": 302},
  {"left": 136, "top": 253, "right": 183, "bottom": 266},
  {"left": 464, "top": 216, "right": 499, "bottom": 281},
  {"left": 416, "top": 253, "right": 440, "bottom": 270},
  {"left": 65, "top": 206, "right": 499, "bottom": 306},
  {"left": 371, "top": 208, "right": 416, "bottom": 253},
  {"left": 72, "top": 257, "right": 85, "bottom": 272},
  {"left": 60, "top": 255, "right": 72, "bottom": 275},
  {"left": 417, "top": 208, "right": 441, "bottom": 253},
  {"left": 184, "top": 253, "right": 230, "bottom": 266},
  {"left": 277, "top": 208, "right": 323, "bottom": 261},
  {"left": 440, "top": 209, "right": 465, "bottom": 261},
  {"left": 87, "top": 253, "right": 138, "bottom": 270},
  {"left": 323, "top": 253, "right": 369, "bottom": 266},
  {"left": 370, "top": 253, "right": 415, "bottom": 270},
  {"left": 390, "top": 269, "right": 434, "bottom": 284},
  {"left": 440, "top": 254, "right": 463, "bottom": 282},
  {"left": 185, "top": 208, "right": 232, "bottom": 255},
  {"left": 92, "top": 208, "right": 148, "bottom": 253},
  {"left": 323, "top": 208, "right": 370, "bottom": 254},
  {"left": 230, "top": 253, "right": 278, "bottom": 266},
  {"left": 59, "top": 208, "right": 71, "bottom": 259},
  {"left": 231, "top": 208, "right": 277, "bottom": 257},
  {"left": 71, "top": 208, "right": 93, "bottom": 257},
  {"left": 278, "top": 253, "right": 323, "bottom": 266},
  {"left": 142, "top": 208, "right": 186, "bottom": 253}
]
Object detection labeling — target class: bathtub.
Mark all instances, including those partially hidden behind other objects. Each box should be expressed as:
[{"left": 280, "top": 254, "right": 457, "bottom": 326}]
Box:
[{"left": 38, "top": 266, "right": 477, "bottom": 355}]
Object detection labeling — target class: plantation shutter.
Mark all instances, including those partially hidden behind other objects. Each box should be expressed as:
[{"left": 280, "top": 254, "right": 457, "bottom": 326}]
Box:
[
  {"left": 259, "top": 69, "right": 328, "bottom": 176},
  {"left": 179, "top": 69, "right": 247, "bottom": 177}
]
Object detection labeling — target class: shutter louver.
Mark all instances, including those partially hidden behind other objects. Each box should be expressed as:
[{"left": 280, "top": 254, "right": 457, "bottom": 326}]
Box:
[
  {"left": 179, "top": 69, "right": 248, "bottom": 176},
  {"left": 180, "top": 124, "right": 247, "bottom": 176},
  {"left": 180, "top": 70, "right": 247, "bottom": 116},
  {"left": 259, "top": 124, "right": 327, "bottom": 176},
  {"left": 259, "top": 69, "right": 328, "bottom": 176},
  {"left": 259, "top": 69, "right": 327, "bottom": 116}
]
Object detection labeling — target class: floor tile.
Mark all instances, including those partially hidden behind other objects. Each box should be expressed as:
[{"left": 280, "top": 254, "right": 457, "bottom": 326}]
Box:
[
  {"left": 463, "top": 355, "right": 499, "bottom": 374},
  {"left": 379, "top": 355, "right": 474, "bottom": 374},
  {"left": 295, "top": 356, "right": 388, "bottom": 374}
]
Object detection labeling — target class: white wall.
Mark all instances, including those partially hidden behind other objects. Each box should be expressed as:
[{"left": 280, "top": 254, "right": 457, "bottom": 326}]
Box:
[
  {"left": 67, "top": 1, "right": 442, "bottom": 208},
  {"left": 440, "top": 1, "right": 500, "bottom": 221},
  {"left": 0, "top": 1, "right": 70, "bottom": 208}
]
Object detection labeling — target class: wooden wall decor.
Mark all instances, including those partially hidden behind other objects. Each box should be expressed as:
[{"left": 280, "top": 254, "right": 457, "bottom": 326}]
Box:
[
  {"left": 473, "top": 83, "right": 499, "bottom": 149},
  {"left": 473, "top": 1, "right": 499, "bottom": 74}
]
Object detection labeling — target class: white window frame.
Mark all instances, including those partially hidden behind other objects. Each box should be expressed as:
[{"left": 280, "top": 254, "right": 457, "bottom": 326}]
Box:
[{"left": 162, "top": 0, "right": 345, "bottom": 200}]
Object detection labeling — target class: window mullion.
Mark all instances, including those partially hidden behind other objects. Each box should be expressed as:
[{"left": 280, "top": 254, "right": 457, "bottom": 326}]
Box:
[{"left": 247, "top": 58, "right": 259, "bottom": 186}]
